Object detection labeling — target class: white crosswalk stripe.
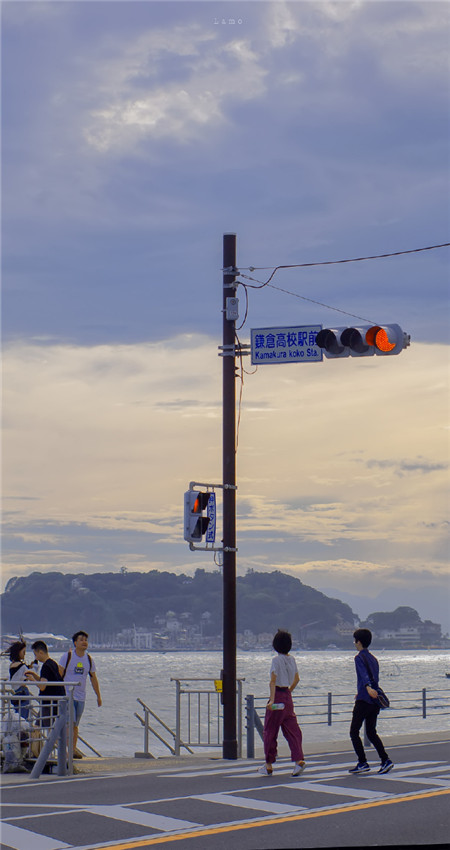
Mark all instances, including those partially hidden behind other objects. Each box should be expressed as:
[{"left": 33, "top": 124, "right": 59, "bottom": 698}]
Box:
[
  {"left": 193, "top": 792, "right": 306, "bottom": 814},
  {"left": 87, "top": 805, "right": 200, "bottom": 831},
  {"left": 0, "top": 822, "right": 70, "bottom": 850},
  {"left": 287, "top": 782, "right": 387, "bottom": 799}
]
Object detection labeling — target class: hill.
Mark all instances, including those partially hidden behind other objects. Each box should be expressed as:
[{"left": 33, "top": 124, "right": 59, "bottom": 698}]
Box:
[
  {"left": 2, "top": 569, "right": 443, "bottom": 649},
  {"left": 1, "top": 568, "right": 357, "bottom": 647}
]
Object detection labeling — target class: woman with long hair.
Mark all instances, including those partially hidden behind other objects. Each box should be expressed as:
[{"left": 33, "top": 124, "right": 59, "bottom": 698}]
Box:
[{"left": 3, "top": 641, "right": 31, "bottom": 720}]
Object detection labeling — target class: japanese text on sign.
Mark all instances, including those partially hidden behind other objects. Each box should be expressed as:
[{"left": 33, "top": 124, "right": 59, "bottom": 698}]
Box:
[{"left": 251, "top": 325, "right": 323, "bottom": 365}]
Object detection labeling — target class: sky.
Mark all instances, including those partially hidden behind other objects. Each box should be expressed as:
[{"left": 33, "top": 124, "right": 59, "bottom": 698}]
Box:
[{"left": 2, "top": 1, "right": 450, "bottom": 633}]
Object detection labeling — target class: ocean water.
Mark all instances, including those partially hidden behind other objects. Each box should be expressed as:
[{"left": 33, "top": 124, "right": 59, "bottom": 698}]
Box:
[{"left": 2, "top": 650, "right": 449, "bottom": 757}]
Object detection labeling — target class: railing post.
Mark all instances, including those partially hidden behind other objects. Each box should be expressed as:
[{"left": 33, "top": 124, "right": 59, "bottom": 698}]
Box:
[
  {"left": 237, "top": 680, "right": 242, "bottom": 758},
  {"left": 175, "top": 680, "right": 181, "bottom": 757},
  {"left": 57, "top": 699, "right": 68, "bottom": 776},
  {"left": 67, "top": 688, "right": 74, "bottom": 776},
  {"left": 246, "top": 695, "right": 255, "bottom": 759},
  {"left": 422, "top": 687, "right": 427, "bottom": 718},
  {"left": 327, "top": 692, "right": 332, "bottom": 726},
  {"left": 144, "top": 707, "right": 149, "bottom": 755}
]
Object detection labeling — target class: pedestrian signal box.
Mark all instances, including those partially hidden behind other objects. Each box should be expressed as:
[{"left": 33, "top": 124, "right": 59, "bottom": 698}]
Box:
[{"left": 184, "top": 490, "right": 211, "bottom": 544}]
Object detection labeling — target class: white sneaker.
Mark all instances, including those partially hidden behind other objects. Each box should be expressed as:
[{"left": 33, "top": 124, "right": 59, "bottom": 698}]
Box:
[
  {"left": 258, "top": 764, "right": 273, "bottom": 775},
  {"left": 292, "top": 761, "right": 305, "bottom": 776}
]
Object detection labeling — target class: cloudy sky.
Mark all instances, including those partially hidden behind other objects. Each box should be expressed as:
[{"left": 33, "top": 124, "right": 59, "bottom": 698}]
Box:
[{"left": 3, "top": 1, "right": 449, "bottom": 631}]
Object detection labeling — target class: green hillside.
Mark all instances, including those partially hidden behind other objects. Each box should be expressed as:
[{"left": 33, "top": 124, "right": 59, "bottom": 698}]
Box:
[{"left": 2, "top": 568, "right": 356, "bottom": 646}]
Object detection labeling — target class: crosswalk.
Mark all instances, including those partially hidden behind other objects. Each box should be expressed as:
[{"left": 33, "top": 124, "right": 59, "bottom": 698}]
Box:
[{"left": 1, "top": 755, "right": 449, "bottom": 850}]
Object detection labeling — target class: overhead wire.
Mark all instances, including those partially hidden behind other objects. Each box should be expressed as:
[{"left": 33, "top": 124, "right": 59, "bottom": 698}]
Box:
[{"left": 237, "top": 241, "right": 450, "bottom": 288}]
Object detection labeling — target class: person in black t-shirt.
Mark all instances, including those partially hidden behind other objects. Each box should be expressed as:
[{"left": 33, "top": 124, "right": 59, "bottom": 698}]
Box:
[{"left": 25, "top": 640, "right": 65, "bottom": 727}]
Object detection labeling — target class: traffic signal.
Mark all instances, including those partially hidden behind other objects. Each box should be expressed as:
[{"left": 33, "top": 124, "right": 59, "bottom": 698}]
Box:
[
  {"left": 184, "top": 490, "right": 211, "bottom": 544},
  {"left": 316, "top": 324, "right": 410, "bottom": 358}
]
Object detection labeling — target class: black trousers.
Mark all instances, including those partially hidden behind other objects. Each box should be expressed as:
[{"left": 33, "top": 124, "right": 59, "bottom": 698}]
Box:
[{"left": 350, "top": 700, "right": 388, "bottom": 764}]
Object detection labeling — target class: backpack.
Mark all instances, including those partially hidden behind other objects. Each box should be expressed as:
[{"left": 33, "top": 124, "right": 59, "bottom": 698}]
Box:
[{"left": 62, "top": 651, "right": 93, "bottom": 679}]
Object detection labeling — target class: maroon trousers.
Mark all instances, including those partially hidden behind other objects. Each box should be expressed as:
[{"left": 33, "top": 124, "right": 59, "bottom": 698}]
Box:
[{"left": 263, "top": 688, "right": 304, "bottom": 764}]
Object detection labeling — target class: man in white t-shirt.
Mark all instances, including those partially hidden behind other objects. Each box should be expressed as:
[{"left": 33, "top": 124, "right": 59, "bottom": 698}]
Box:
[{"left": 59, "top": 630, "right": 102, "bottom": 758}]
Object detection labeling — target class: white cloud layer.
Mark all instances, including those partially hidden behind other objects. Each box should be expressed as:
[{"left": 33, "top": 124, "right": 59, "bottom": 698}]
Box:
[{"left": 3, "top": 337, "right": 448, "bottom": 613}]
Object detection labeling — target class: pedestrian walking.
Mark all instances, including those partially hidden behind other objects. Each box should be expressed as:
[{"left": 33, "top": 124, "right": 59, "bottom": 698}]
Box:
[
  {"left": 58, "top": 630, "right": 102, "bottom": 758},
  {"left": 258, "top": 629, "right": 305, "bottom": 777},
  {"left": 349, "top": 628, "right": 394, "bottom": 775}
]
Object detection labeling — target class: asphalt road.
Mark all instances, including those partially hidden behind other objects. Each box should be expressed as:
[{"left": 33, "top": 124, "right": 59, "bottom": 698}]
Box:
[{"left": 1, "top": 740, "right": 449, "bottom": 849}]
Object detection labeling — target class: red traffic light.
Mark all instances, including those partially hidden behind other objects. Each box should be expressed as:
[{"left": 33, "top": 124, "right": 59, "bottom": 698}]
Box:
[{"left": 316, "top": 324, "right": 410, "bottom": 358}]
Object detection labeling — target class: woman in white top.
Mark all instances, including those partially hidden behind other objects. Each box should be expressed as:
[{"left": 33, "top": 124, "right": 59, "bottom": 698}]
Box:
[{"left": 258, "top": 629, "right": 305, "bottom": 776}]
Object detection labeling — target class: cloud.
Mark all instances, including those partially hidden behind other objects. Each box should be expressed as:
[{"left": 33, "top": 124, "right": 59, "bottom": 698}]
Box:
[
  {"left": 365, "top": 458, "right": 448, "bottom": 476},
  {"left": 82, "top": 25, "right": 268, "bottom": 152},
  {"left": 2, "top": 337, "right": 448, "bottom": 593}
]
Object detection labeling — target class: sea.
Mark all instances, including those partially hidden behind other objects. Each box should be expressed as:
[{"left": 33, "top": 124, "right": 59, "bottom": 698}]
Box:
[{"left": 2, "top": 650, "right": 449, "bottom": 758}]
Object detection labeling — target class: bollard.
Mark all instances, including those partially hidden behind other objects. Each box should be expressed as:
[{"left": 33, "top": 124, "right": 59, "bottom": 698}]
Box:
[
  {"left": 422, "top": 687, "right": 427, "bottom": 718},
  {"left": 327, "top": 692, "right": 332, "bottom": 726}
]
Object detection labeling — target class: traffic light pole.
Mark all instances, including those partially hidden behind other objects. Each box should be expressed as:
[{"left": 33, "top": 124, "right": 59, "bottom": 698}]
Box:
[{"left": 222, "top": 233, "right": 237, "bottom": 759}]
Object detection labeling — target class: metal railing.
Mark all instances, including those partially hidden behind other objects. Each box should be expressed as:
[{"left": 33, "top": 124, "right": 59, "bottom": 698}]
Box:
[
  {"left": 137, "top": 678, "right": 245, "bottom": 757},
  {"left": 134, "top": 697, "right": 194, "bottom": 758},
  {"left": 1, "top": 686, "right": 74, "bottom": 777},
  {"left": 171, "top": 678, "right": 245, "bottom": 757},
  {"left": 245, "top": 687, "right": 450, "bottom": 757},
  {"left": 1, "top": 678, "right": 102, "bottom": 777}
]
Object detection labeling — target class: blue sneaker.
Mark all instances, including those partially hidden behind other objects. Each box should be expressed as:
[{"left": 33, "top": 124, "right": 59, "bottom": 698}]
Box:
[
  {"left": 348, "top": 762, "right": 370, "bottom": 774},
  {"left": 378, "top": 759, "right": 394, "bottom": 774}
]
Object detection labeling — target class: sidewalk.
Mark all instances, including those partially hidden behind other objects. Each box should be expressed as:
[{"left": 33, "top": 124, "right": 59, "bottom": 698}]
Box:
[{"left": 2, "top": 730, "right": 447, "bottom": 784}]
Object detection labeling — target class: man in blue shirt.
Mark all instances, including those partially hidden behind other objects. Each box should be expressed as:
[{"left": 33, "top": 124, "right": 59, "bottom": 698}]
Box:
[{"left": 349, "top": 628, "right": 393, "bottom": 774}]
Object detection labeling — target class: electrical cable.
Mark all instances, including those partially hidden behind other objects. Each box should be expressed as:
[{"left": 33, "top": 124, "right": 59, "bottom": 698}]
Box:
[{"left": 236, "top": 241, "right": 450, "bottom": 288}]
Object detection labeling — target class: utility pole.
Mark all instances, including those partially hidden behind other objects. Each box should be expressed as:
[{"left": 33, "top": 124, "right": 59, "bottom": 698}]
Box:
[{"left": 222, "top": 233, "right": 237, "bottom": 759}]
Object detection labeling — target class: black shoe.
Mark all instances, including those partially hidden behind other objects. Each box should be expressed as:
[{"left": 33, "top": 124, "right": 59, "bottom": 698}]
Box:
[
  {"left": 348, "top": 762, "right": 370, "bottom": 774},
  {"left": 378, "top": 759, "right": 394, "bottom": 774}
]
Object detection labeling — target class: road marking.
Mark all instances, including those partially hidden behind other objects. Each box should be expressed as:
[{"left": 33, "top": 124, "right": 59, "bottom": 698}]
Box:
[
  {"left": 287, "top": 781, "right": 387, "bottom": 799},
  {"left": 192, "top": 792, "right": 305, "bottom": 814},
  {"left": 73, "top": 789, "right": 450, "bottom": 848},
  {"left": 0, "top": 822, "right": 70, "bottom": 850},
  {"left": 159, "top": 760, "right": 326, "bottom": 778},
  {"left": 87, "top": 806, "right": 200, "bottom": 832}
]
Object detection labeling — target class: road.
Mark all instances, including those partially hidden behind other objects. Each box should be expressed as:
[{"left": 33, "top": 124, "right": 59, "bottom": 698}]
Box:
[{"left": 1, "top": 740, "right": 449, "bottom": 849}]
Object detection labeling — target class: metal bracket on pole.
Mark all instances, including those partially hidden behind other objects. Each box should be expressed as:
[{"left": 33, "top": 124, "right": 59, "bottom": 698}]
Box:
[
  {"left": 189, "top": 481, "right": 234, "bottom": 492},
  {"left": 218, "top": 344, "right": 251, "bottom": 357}
]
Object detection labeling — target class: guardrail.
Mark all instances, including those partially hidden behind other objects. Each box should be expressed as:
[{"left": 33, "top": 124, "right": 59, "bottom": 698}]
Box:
[
  {"left": 137, "top": 678, "right": 246, "bottom": 757},
  {"left": 134, "top": 697, "right": 194, "bottom": 758},
  {"left": 1, "top": 685, "right": 74, "bottom": 777},
  {"left": 136, "top": 681, "right": 449, "bottom": 760},
  {"left": 245, "top": 687, "right": 450, "bottom": 757},
  {"left": 171, "top": 678, "right": 245, "bottom": 757},
  {"left": 1, "top": 679, "right": 101, "bottom": 777}
]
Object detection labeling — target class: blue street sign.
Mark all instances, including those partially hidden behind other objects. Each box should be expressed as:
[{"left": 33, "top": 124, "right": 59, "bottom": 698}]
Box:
[
  {"left": 251, "top": 325, "right": 323, "bottom": 364},
  {"left": 206, "top": 492, "right": 216, "bottom": 543}
]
